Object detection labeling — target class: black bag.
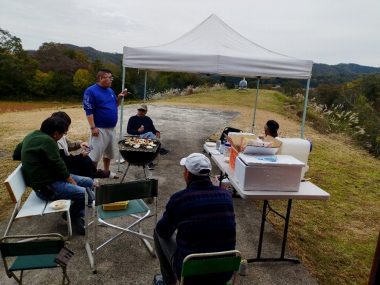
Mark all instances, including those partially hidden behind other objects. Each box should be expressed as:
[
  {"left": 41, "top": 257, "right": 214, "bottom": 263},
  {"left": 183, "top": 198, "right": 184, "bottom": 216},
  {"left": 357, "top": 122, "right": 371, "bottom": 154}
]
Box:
[
  {"left": 62, "top": 154, "right": 97, "bottom": 178},
  {"left": 219, "top": 127, "right": 242, "bottom": 143},
  {"left": 34, "top": 184, "right": 55, "bottom": 199}
]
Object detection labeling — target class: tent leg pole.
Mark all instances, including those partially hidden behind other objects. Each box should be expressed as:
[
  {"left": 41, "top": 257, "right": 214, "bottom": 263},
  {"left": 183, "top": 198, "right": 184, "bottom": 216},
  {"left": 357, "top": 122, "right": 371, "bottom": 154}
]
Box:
[
  {"left": 300, "top": 78, "right": 311, "bottom": 138},
  {"left": 252, "top": 77, "right": 260, "bottom": 133},
  {"left": 143, "top": 71, "right": 147, "bottom": 102},
  {"left": 117, "top": 67, "right": 126, "bottom": 172}
]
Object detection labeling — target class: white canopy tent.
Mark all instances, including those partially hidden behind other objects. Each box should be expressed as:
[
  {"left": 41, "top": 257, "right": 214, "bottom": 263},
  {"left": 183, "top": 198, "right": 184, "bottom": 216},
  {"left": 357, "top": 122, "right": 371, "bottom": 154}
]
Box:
[{"left": 121, "top": 14, "right": 313, "bottom": 138}]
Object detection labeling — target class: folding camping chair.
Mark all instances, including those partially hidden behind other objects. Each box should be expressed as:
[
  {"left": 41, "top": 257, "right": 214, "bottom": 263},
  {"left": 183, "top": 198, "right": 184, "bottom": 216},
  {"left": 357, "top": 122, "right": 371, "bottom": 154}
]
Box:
[
  {"left": 180, "top": 250, "right": 242, "bottom": 285},
  {"left": 0, "top": 233, "right": 73, "bottom": 285},
  {"left": 85, "top": 179, "right": 158, "bottom": 273}
]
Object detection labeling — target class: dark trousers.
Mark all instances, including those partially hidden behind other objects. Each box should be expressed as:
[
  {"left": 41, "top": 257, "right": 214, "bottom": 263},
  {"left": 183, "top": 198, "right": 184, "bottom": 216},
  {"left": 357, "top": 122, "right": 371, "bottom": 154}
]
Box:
[{"left": 154, "top": 230, "right": 178, "bottom": 284}]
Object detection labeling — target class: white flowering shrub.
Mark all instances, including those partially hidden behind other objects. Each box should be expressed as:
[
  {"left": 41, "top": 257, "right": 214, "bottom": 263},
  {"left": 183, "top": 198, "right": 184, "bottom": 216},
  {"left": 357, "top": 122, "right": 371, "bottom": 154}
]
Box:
[
  {"left": 308, "top": 98, "right": 365, "bottom": 136},
  {"left": 306, "top": 98, "right": 378, "bottom": 154},
  {"left": 148, "top": 83, "right": 225, "bottom": 99}
]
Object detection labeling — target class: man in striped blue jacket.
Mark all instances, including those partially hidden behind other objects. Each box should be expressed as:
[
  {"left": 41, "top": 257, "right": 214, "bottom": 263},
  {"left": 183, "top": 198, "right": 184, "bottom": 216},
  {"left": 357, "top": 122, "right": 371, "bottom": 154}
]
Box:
[{"left": 154, "top": 153, "right": 236, "bottom": 285}]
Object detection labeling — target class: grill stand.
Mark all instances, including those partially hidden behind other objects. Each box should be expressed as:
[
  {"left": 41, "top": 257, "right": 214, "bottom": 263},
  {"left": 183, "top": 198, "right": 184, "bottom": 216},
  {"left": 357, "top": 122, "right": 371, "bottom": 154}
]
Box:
[
  {"left": 118, "top": 138, "right": 161, "bottom": 183},
  {"left": 120, "top": 163, "right": 150, "bottom": 183}
]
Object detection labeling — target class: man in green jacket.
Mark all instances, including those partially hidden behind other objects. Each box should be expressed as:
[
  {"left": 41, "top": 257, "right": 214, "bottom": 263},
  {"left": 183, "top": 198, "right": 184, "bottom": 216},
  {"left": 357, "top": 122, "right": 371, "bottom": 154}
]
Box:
[{"left": 13, "top": 116, "right": 93, "bottom": 235}]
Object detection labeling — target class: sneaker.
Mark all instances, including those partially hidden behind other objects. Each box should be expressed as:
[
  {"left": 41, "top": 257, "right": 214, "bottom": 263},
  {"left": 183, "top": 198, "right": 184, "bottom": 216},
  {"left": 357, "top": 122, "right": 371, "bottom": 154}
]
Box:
[
  {"left": 159, "top": 148, "right": 169, "bottom": 155},
  {"left": 153, "top": 274, "right": 166, "bottom": 285},
  {"left": 148, "top": 162, "right": 155, "bottom": 170},
  {"left": 95, "top": 170, "right": 119, "bottom": 179},
  {"left": 94, "top": 169, "right": 109, "bottom": 178},
  {"left": 72, "top": 217, "right": 85, "bottom": 236},
  {"left": 116, "top": 158, "right": 125, "bottom": 163}
]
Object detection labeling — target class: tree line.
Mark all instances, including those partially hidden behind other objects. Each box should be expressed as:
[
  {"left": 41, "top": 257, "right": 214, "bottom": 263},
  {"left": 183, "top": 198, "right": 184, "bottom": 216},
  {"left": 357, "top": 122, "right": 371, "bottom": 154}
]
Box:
[
  {"left": 0, "top": 28, "right": 232, "bottom": 101},
  {"left": 0, "top": 28, "right": 117, "bottom": 101}
]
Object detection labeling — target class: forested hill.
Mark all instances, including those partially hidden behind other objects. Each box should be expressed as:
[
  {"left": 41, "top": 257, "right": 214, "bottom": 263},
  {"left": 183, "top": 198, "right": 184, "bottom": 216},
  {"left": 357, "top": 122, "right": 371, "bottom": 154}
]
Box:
[
  {"left": 35, "top": 44, "right": 380, "bottom": 86},
  {"left": 63, "top": 44, "right": 122, "bottom": 66},
  {"left": 313, "top": 63, "right": 380, "bottom": 76},
  {"left": 27, "top": 44, "right": 122, "bottom": 66},
  {"left": 311, "top": 63, "right": 380, "bottom": 85}
]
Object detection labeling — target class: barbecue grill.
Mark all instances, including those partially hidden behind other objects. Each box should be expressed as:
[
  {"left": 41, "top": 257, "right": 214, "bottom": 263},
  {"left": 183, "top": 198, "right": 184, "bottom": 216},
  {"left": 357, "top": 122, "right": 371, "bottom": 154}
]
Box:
[{"left": 118, "top": 136, "right": 161, "bottom": 182}]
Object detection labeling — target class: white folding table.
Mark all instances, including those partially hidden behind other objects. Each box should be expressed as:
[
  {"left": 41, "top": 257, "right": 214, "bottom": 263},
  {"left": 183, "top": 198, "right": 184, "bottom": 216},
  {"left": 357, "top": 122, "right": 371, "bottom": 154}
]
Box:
[{"left": 204, "top": 144, "right": 330, "bottom": 263}]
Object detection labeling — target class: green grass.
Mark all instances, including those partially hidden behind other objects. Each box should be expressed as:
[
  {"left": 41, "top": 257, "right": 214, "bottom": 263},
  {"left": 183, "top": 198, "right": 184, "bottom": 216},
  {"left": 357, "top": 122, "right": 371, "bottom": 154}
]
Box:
[
  {"left": 292, "top": 136, "right": 380, "bottom": 284},
  {"left": 156, "top": 89, "right": 380, "bottom": 284},
  {"left": 155, "top": 88, "right": 290, "bottom": 113}
]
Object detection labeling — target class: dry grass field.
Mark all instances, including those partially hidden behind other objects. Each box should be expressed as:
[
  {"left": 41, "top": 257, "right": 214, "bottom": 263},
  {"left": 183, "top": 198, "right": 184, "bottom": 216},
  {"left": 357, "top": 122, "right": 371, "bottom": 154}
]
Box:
[
  {"left": 0, "top": 102, "right": 87, "bottom": 220},
  {"left": 0, "top": 90, "right": 379, "bottom": 285}
]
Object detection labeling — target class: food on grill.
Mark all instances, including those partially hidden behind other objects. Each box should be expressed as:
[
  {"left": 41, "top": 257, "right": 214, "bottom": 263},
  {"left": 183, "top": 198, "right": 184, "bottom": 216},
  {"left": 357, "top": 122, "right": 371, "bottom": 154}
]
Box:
[
  {"left": 119, "top": 136, "right": 161, "bottom": 166},
  {"left": 124, "top": 137, "right": 157, "bottom": 148}
]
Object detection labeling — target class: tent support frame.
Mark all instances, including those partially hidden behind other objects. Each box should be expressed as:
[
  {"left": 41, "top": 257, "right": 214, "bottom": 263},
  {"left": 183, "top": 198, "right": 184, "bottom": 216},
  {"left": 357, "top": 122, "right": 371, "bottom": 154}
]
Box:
[
  {"left": 118, "top": 67, "right": 126, "bottom": 172},
  {"left": 143, "top": 71, "right": 148, "bottom": 102},
  {"left": 300, "top": 78, "right": 311, "bottom": 138},
  {"left": 251, "top": 77, "right": 260, "bottom": 133}
]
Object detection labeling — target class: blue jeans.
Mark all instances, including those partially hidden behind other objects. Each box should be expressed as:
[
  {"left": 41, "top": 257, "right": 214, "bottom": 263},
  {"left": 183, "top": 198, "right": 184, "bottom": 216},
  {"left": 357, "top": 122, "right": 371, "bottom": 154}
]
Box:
[
  {"left": 140, "top": 132, "right": 156, "bottom": 139},
  {"left": 36, "top": 174, "right": 93, "bottom": 219}
]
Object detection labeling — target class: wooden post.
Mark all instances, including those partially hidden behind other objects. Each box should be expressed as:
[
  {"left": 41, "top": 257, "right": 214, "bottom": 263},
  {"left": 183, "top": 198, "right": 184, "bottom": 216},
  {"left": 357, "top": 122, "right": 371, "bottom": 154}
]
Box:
[{"left": 368, "top": 231, "right": 380, "bottom": 285}]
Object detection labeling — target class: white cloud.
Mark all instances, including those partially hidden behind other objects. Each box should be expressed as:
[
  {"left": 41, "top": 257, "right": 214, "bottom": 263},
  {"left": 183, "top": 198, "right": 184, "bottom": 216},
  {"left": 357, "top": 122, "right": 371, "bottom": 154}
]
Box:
[{"left": 0, "top": 0, "right": 379, "bottom": 66}]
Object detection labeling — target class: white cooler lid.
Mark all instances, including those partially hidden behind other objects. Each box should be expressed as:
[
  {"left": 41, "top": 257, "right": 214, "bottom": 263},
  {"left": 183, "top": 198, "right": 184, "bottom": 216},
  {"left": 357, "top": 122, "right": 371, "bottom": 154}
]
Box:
[{"left": 238, "top": 153, "right": 305, "bottom": 166}]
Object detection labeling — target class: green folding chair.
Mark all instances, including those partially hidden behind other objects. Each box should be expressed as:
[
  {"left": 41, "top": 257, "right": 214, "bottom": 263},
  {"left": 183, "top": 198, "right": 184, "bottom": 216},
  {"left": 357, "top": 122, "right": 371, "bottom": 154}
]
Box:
[
  {"left": 0, "top": 233, "right": 73, "bottom": 285},
  {"left": 180, "top": 250, "right": 242, "bottom": 285},
  {"left": 85, "top": 179, "right": 158, "bottom": 273}
]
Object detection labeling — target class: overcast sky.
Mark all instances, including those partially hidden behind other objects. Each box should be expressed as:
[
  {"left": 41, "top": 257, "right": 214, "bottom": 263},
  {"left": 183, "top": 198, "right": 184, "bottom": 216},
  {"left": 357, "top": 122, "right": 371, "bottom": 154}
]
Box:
[{"left": 1, "top": 0, "right": 379, "bottom": 67}]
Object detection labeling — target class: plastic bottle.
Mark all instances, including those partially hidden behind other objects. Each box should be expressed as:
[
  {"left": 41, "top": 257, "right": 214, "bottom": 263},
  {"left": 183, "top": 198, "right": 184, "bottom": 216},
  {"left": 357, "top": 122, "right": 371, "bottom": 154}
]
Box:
[
  {"left": 239, "top": 259, "right": 248, "bottom": 276},
  {"left": 216, "top": 140, "right": 221, "bottom": 150},
  {"left": 224, "top": 142, "right": 231, "bottom": 158},
  {"left": 219, "top": 142, "right": 225, "bottom": 154}
]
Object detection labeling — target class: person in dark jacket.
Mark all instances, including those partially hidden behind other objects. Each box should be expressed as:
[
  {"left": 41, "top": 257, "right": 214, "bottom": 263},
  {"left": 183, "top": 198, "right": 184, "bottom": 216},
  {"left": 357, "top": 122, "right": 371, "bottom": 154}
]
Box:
[
  {"left": 127, "top": 104, "right": 169, "bottom": 170},
  {"left": 154, "top": 153, "right": 236, "bottom": 285},
  {"left": 127, "top": 104, "right": 160, "bottom": 139}
]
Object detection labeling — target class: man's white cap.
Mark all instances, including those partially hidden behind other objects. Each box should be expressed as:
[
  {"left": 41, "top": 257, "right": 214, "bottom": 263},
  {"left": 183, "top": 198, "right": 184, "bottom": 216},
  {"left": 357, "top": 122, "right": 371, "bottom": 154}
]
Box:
[{"left": 180, "top": 153, "right": 212, "bottom": 176}]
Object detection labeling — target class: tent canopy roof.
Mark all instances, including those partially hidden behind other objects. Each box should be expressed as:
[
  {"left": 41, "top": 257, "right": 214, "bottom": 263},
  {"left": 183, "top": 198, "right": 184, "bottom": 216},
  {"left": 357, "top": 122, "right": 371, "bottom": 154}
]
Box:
[{"left": 123, "top": 14, "right": 313, "bottom": 79}]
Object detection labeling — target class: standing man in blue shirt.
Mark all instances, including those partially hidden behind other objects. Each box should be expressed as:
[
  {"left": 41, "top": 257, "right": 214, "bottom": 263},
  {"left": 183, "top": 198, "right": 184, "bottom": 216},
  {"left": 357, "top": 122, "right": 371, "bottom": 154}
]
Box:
[
  {"left": 83, "top": 69, "right": 127, "bottom": 178},
  {"left": 154, "top": 153, "right": 236, "bottom": 285}
]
